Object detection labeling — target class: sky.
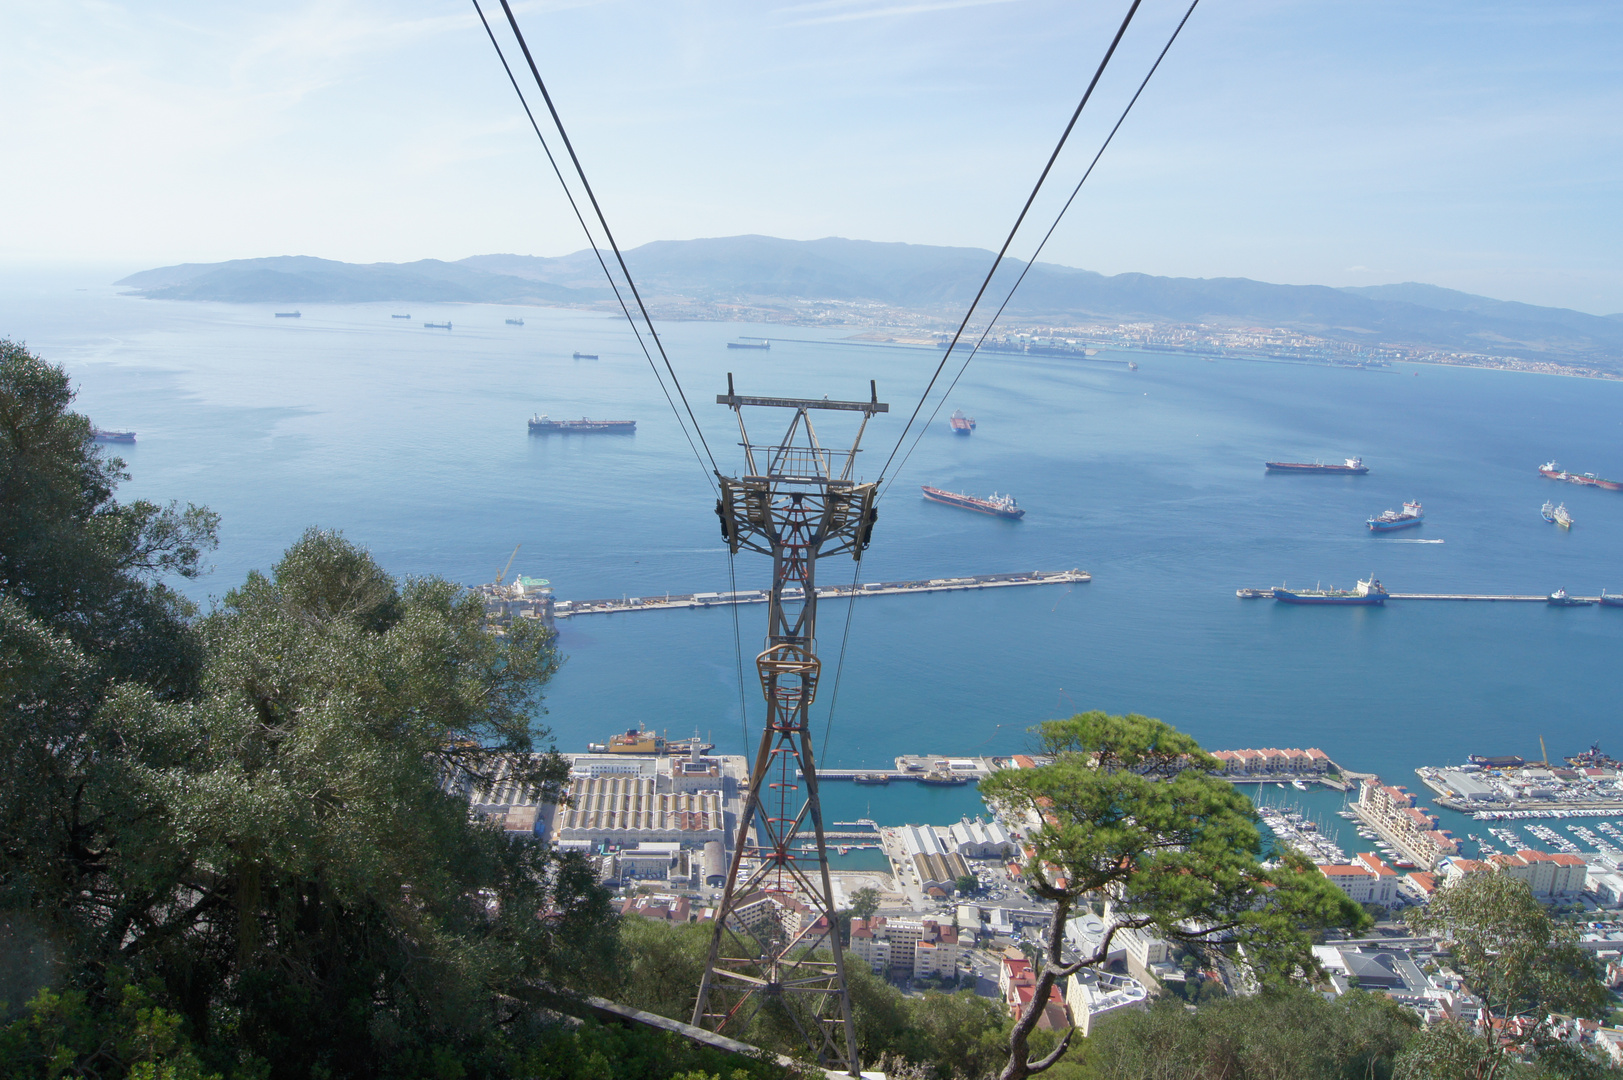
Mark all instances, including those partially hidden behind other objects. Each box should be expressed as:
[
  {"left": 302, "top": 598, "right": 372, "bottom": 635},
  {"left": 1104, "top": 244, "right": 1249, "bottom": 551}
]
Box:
[{"left": 3, "top": 0, "right": 1620, "bottom": 313}]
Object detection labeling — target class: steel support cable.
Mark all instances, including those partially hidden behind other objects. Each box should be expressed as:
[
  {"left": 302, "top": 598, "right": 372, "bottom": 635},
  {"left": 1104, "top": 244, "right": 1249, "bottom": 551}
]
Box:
[
  {"left": 469, "top": 0, "right": 717, "bottom": 491},
  {"left": 876, "top": 0, "right": 1144, "bottom": 485},
  {"left": 881, "top": 0, "right": 1201, "bottom": 497},
  {"left": 493, "top": 0, "right": 719, "bottom": 475}
]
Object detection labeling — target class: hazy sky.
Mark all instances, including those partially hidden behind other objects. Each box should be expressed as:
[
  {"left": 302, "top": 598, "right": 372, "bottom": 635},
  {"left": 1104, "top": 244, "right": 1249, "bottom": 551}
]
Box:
[{"left": 4, "top": 1, "right": 1620, "bottom": 313}]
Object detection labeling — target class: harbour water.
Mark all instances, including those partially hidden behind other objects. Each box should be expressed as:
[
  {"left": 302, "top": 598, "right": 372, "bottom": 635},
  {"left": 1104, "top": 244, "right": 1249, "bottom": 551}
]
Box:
[{"left": 6, "top": 267, "right": 1623, "bottom": 858}]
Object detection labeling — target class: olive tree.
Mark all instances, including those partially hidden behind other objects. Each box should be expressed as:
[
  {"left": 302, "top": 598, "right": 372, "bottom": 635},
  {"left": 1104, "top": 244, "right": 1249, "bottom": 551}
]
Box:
[{"left": 979, "top": 712, "right": 1368, "bottom": 1080}]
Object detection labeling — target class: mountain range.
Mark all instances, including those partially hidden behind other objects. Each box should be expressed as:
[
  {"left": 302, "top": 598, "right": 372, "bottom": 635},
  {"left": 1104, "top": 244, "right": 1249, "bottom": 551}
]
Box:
[{"left": 116, "top": 237, "right": 1623, "bottom": 370}]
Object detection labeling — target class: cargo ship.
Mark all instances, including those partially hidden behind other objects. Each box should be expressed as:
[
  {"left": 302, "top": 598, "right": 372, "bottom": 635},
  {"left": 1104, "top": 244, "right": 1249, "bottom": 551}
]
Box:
[
  {"left": 1548, "top": 588, "right": 1592, "bottom": 607},
  {"left": 1601, "top": 591, "right": 1623, "bottom": 609},
  {"left": 506, "top": 318, "right": 524, "bottom": 326},
  {"left": 274, "top": 311, "right": 300, "bottom": 318},
  {"left": 424, "top": 321, "right": 452, "bottom": 329},
  {"left": 528, "top": 415, "right": 636, "bottom": 433},
  {"left": 391, "top": 313, "right": 411, "bottom": 319},
  {"left": 921, "top": 486, "right": 1024, "bottom": 519},
  {"left": 949, "top": 409, "right": 976, "bottom": 434},
  {"left": 854, "top": 773, "right": 890, "bottom": 786},
  {"left": 91, "top": 428, "right": 136, "bottom": 443},
  {"left": 727, "top": 339, "right": 770, "bottom": 350},
  {"left": 572, "top": 352, "right": 598, "bottom": 359},
  {"left": 1553, "top": 503, "right": 1573, "bottom": 529},
  {"left": 916, "top": 770, "right": 971, "bottom": 786},
  {"left": 1540, "top": 461, "right": 1623, "bottom": 491},
  {"left": 1272, "top": 577, "right": 1387, "bottom": 605},
  {"left": 586, "top": 728, "right": 714, "bottom": 755},
  {"left": 1367, "top": 501, "right": 1423, "bottom": 532},
  {"left": 1468, "top": 754, "right": 1525, "bottom": 768},
  {"left": 1265, "top": 457, "right": 1368, "bottom": 474}
]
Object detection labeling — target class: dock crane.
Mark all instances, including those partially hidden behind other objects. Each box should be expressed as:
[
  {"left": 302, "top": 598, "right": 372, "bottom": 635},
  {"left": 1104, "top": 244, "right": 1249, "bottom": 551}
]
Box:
[
  {"left": 494, "top": 543, "right": 521, "bottom": 587},
  {"left": 1537, "top": 735, "right": 1550, "bottom": 768}
]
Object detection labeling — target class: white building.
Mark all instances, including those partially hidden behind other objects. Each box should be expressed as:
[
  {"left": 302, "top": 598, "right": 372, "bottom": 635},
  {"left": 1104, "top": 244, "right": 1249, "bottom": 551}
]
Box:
[
  {"left": 1318, "top": 853, "right": 1399, "bottom": 906},
  {"left": 849, "top": 916, "right": 961, "bottom": 979},
  {"left": 554, "top": 775, "right": 724, "bottom": 846},
  {"left": 1065, "top": 969, "right": 1148, "bottom": 1036},
  {"left": 949, "top": 818, "right": 1014, "bottom": 859}
]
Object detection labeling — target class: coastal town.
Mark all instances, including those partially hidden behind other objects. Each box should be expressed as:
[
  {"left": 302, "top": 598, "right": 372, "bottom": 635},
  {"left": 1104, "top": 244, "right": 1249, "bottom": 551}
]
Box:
[{"left": 446, "top": 731, "right": 1623, "bottom": 1062}]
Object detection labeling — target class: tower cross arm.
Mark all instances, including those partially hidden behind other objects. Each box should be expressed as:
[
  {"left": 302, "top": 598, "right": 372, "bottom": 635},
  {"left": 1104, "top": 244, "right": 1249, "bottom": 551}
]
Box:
[{"left": 714, "top": 393, "right": 887, "bottom": 414}]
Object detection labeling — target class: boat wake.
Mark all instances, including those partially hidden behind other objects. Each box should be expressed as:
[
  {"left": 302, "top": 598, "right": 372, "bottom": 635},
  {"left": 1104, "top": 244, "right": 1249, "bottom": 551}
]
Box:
[{"left": 1392, "top": 538, "right": 1444, "bottom": 544}]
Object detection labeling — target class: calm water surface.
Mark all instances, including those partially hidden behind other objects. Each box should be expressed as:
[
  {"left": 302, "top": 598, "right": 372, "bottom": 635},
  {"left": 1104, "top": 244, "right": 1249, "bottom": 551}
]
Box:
[{"left": 6, "top": 268, "right": 1622, "bottom": 856}]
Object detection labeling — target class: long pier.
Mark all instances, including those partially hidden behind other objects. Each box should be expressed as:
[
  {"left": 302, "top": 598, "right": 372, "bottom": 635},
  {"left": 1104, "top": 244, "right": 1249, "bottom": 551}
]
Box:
[
  {"left": 554, "top": 569, "right": 1089, "bottom": 618},
  {"left": 1241, "top": 590, "right": 1607, "bottom": 603}
]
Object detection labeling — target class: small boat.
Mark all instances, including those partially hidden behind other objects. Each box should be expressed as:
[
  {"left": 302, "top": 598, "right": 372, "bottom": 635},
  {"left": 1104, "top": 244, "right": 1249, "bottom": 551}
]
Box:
[
  {"left": 1236, "top": 587, "right": 1271, "bottom": 598},
  {"left": 391, "top": 314, "right": 411, "bottom": 319},
  {"left": 1291, "top": 780, "right": 1308, "bottom": 791},
  {"left": 506, "top": 318, "right": 524, "bottom": 326},
  {"left": 423, "top": 321, "right": 452, "bottom": 330},
  {"left": 1548, "top": 589, "right": 1593, "bottom": 607},
  {"left": 91, "top": 428, "right": 136, "bottom": 443},
  {"left": 274, "top": 311, "right": 300, "bottom": 318},
  {"left": 572, "top": 352, "right": 599, "bottom": 359},
  {"left": 1553, "top": 503, "right": 1573, "bottom": 529},
  {"left": 1542, "top": 501, "right": 1557, "bottom": 523},
  {"left": 1127, "top": 360, "right": 1139, "bottom": 371}
]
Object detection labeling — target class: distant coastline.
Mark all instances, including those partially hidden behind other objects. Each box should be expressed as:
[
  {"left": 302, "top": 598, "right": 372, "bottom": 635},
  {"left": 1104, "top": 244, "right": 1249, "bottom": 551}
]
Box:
[{"left": 115, "top": 236, "right": 1623, "bottom": 378}]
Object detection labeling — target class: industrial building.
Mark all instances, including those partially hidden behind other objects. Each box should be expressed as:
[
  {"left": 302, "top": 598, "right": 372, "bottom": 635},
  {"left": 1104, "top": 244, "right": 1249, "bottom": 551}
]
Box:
[
  {"left": 898, "top": 823, "right": 972, "bottom": 895},
  {"left": 948, "top": 818, "right": 1014, "bottom": 858},
  {"left": 554, "top": 774, "right": 725, "bottom": 846}
]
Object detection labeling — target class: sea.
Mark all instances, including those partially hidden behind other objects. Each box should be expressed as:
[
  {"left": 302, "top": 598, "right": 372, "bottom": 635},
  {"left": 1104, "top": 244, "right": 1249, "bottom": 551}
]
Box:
[{"left": 6, "top": 266, "right": 1623, "bottom": 866}]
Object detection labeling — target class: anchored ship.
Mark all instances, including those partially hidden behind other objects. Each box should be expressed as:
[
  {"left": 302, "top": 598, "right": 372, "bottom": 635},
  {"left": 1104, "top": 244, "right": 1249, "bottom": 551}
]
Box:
[
  {"left": 727, "top": 339, "right": 770, "bottom": 350},
  {"left": 1602, "top": 591, "right": 1623, "bottom": 608},
  {"left": 506, "top": 318, "right": 524, "bottom": 326},
  {"left": 528, "top": 415, "right": 636, "bottom": 433},
  {"left": 1548, "top": 589, "right": 1593, "bottom": 607},
  {"left": 1553, "top": 503, "right": 1573, "bottom": 529},
  {"left": 91, "top": 428, "right": 136, "bottom": 443},
  {"left": 274, "top": 311, "right": 300, "bottom": 318},
  {"left": 1367, "top": 501, "right": 1423, "bottom": 532},
  {"left": 921, "top": 485, "right": 1024, "bottom": 519},
  {"left": 572, "top": 352, "right": 599, "bottom": 359},
  {"left": 1540, "top": 461, "right": 1623, "bottom": 491},
  {"left": 1542, "top": 500, "right": 1557, "bottom": 523},
  {"left": 853, "top": 773, "right": 890, "bottom": 786},
  {"left": 917, "top": 770, "right": 971, "bottom": 786},
  {"left": 391, "top": 313, "right": 411, "bottom": 319},
  {"left": 1272, "top": 577, "right": 1388, "bottom": 605},
  {"left": 423, "top": 321, "right": 452, "bottom": 329},
  {"left": 586, "top": 728, "right": 714, "bottom": 755},
  {"left": 1265, "top": 457, "right": 1368, "bottom": 474},
  {"left": 949, "top": 409, "right": 976, "bottom": 435}
]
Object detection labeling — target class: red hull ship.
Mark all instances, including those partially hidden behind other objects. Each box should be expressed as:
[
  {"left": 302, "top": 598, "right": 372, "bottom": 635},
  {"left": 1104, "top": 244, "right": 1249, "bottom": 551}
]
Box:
[
  {"left": 921, "top": 485, "right": 1023, "bottom": 519},
  {"left": 1539, "top": 461, "right": 1622, "bottom": 491},
  {"left": 949, "top": 409, "right": 975, "bottom": 434}
]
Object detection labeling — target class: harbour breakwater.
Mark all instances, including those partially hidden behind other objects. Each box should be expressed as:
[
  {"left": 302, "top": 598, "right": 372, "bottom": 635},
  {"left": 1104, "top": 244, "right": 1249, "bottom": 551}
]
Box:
[{"left": 552, "top": 569, "right": 1089, "bottom": 618}]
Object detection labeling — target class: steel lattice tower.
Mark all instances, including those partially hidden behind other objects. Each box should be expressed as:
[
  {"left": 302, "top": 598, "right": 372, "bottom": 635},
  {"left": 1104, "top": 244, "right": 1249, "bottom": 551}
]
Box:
[{"left": 692, "top": 377, "right": 886, "bottom": 1075}]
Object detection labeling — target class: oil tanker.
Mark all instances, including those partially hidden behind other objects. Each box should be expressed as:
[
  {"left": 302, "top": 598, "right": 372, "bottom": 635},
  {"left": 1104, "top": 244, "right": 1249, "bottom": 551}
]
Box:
[
  {"left": 528, "top": 415, "right": 636, "bottom": 433},
  {"left": 921, "top": 485, "right": 1024, "bottom": 519},
  {"left": 1272, "top": 577, "right": 1387, "bottom": 605},
  {"left": 1266, "top": 457, "right": 1368, "bottom": 474},
  {"left": 1367, "top": 501, "right": 1423, "bottom": 532},
  {"left": 1539, "top": 461, "right": 1622, "bottom": 491}
]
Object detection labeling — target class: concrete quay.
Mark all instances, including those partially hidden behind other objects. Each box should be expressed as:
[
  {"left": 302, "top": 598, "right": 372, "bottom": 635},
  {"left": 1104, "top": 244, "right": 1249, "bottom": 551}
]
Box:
[{"left": 554, "top": 569, "right": 1089, "bottom": 618}]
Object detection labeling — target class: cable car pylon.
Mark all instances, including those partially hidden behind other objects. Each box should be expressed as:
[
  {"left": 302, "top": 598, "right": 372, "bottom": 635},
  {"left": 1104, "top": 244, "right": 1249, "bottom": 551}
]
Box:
[{"left": 691, "top": 374, "right": 885, "bottom": 1075}]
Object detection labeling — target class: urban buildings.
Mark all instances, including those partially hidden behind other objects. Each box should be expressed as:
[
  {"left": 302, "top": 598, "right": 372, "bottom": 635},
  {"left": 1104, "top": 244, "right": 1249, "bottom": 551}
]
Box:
[
  {"left": 1438, "top": 850, "right": 1588, "bottom": 898},
  {"left": 1317, "top": 853, "right": 1399, "bottom": 906},
  {"left": 849, "top": 916, "right": 961, "bottom": 980},
  {"left": 1355, "top": 779, "right": 1459, "bottom": 869}
]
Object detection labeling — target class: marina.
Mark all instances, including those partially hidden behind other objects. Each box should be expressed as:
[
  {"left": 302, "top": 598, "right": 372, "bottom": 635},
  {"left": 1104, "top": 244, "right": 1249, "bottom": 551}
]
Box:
[{"left": 551, "top": 569, "right": 1088, "bottom": 618}]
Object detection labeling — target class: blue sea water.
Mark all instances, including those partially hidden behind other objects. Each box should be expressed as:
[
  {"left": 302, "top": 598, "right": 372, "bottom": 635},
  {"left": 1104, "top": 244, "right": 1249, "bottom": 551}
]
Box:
[{"left": 6, "top": 267, "right": 1623, "bottom": 858}]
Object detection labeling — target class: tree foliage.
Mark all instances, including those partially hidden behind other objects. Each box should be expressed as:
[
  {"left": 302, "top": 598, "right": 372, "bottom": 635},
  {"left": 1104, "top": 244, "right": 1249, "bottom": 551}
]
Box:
[
  {"left": 977, "top": 712, "right": 1369, "bottom": 1080},
  {"left": 1077, "top": 988, "right": 1418, "bottom": 1080},
  {"left": 1397, "top": 873, "right": 1613, "bottom": 1080}
]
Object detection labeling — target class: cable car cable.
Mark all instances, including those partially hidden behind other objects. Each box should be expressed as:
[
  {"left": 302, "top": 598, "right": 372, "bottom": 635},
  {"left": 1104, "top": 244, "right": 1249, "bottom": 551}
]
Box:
[
  {"left": 882, "top": 0, "right": 1201, "bottom": 496},
  {"left": 876, "top": 0, "right": 1145, "bottom": 485}
]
